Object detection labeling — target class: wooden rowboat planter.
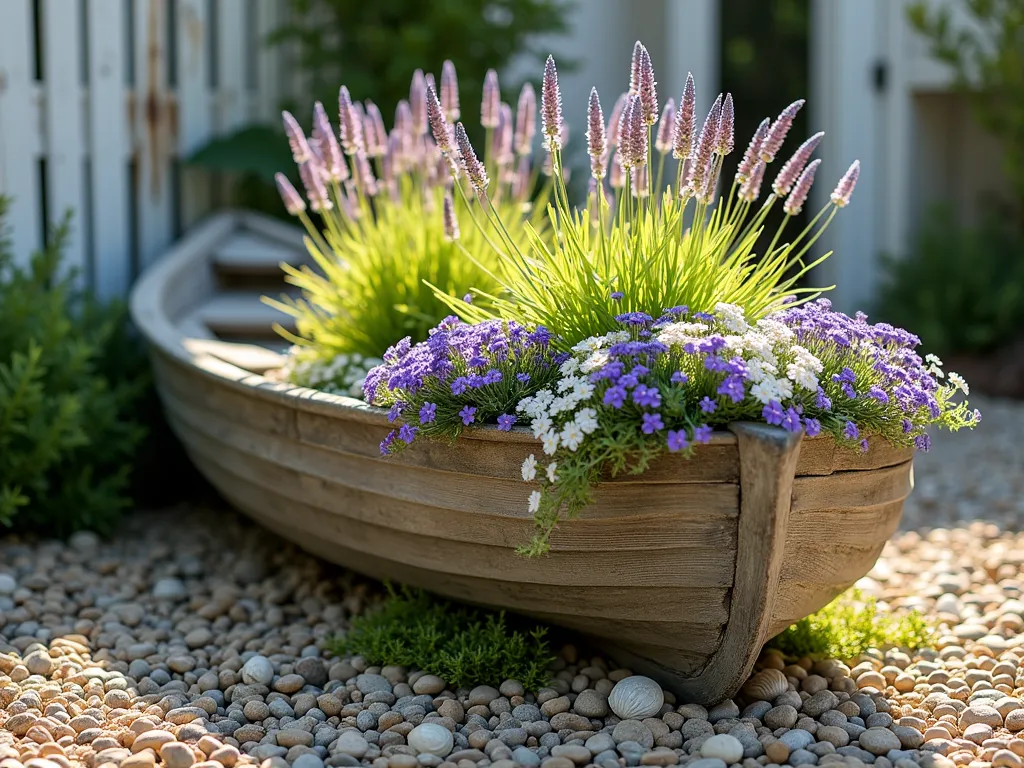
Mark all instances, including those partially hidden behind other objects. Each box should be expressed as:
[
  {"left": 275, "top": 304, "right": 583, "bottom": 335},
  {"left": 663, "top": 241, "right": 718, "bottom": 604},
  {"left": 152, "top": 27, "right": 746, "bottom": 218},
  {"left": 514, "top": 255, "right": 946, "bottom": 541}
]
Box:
[{"left": 132, "top": 210, "right": 915, "bottom": 704}]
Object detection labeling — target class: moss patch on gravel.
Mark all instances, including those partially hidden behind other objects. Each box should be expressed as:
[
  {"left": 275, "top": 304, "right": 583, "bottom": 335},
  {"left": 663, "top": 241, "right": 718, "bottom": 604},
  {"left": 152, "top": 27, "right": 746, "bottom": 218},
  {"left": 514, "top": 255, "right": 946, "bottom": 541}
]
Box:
[
  {"left": 330, "top": 587, "right": 556, "bottom": 690},
  {"left": 767, "top": 588, "right": 935, "bottom": 661}
]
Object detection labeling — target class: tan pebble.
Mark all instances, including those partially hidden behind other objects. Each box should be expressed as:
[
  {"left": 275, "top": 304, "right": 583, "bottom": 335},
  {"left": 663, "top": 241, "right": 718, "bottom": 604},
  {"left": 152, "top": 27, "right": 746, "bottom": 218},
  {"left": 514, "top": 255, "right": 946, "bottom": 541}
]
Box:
[
  {"left": 131, "top": 732, "right": 175, "bottom": 754},
  {"left": 121, "top": 750, "right": 157, "bottom": 768},
  {"left": 1012, "top": 738, "right": 1024, "bottom": 757},
  {"left": 68, "top": 716, "right": 100, "bottom": 734},
  {"left": 765, "top": 741, "right": 789, "bottom": 763},
  {"left": 196, "top": 736, "right": 222, "bottom": 757},
  {"left": 26, "top": 727, "right": 54, "bottom": 745},
  {"left": 994, "top": 749, "right": 1023, "bottom": 768},
  {"left": 160, "top": 743, "right": 197, "bottom": 768},
  {"left": 894, "top": 674, "right": 917, "bottom": 692},
  {"left": 1007, "top": 711, "right": 1024, "bottom": 732},
  {"left": 37, "top": 744, "right": 64, "bottom": 758},
  {"left": 129, "top": 719, "right": 161, "bottom": 736},
  {"left": 209, "top": 746, "right": 239, "bottom": 767},
  {"left": 856, "top": 671, "right": 886, "bottom": 690},
  {"left": 927, "top": 727, "right": 956, "bottom": 741}
]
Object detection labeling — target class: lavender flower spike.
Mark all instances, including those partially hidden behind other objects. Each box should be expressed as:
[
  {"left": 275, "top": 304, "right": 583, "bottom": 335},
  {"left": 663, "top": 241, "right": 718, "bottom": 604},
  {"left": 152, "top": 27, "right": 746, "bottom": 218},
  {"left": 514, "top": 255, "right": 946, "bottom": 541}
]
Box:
[
  {"left": 495, "top": 103, "right": 514, "bottom": 165},
  {"left": 338, "top": 87, "right": 364, "bottom": 156},
  {"left": 275, "top": 173, "right": 306, "bottom": 215},
  {"left": 455, "top": 122, "right": 489, "bottom": 194},
  {"left": 690, "top": 93, "right": 722, "bottom": 200},
  {"left": 587, "top": 87, "right": 606, "bottom": 180},
  {"left": 410, "top": 70, "right": 428, "bottom": 136},
  {"left": 606, "top": 92, "right": 627, "bottom": 147},
  {"left": 672, "top": 73, "right": 696, "bottom": 160},
  {"left": 482, "top": 69, "right": 501, "bottom": 129},
  {"left": 655, "top": 98, "right": 675, "bottom": 154},
  {"left": 442, "top": 186, "right": 459, "bottom": 241},
  {"left": 761, "top": 98, "right": 806, "bottom": 163},
  {"left": 716, "top": 93, "right": 735, "bottom": 156},
  {"left": 738, "top": 159, "right": 766, "bottom": 202},
  {"left": 541, "top": 55, "right": 563, "bottom": 151},
  {"left": 831, "top": 160, "right": 861, "bottom": 207},
  {"left": 772, "top": 131, "right": 824, "bottom": 196},
  {"left": 298, "top": 161, "right": 332, "bottom": 212},
  {"left": 629, "top": 41, "right": 644, "bottom": 94},
  {"left": 311, "top": 101, "right": 345, "bottom": 181},
  {"left": 616, "top": 94, "right": 636, "bottom": 169},
  {"left": 736, "top": 117, "right": 769, "bottom": 182},
  {"left": 639, "top": 45, "right": 658, "bottom": 125},
  {"left": 514, "top": 83, "right": 536, "bottom": 156},
  {"left": 441, "top": 60, "right": 460, "bottom": 121},
  {"left": 783, "top": 158, "right": 820, "bottom": 215},
  {"left": 426, "top": 84, "right": 453, "bottom": 156},
  {"left": 365, "top": 101, "right": 388, "bottom": 158},
  {"left": 282, "top": 111, "right": 313, "bottom": 163}
]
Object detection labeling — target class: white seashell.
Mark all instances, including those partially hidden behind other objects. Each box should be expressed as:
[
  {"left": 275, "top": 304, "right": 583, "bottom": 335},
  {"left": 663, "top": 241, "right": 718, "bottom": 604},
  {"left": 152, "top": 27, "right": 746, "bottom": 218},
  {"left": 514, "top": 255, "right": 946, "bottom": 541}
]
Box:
[
  {"left": 741, "top": 667, "right": 789, "bottom": 701},
  {"left": 407, "top": 723, "right": 454, "bottom": 757},
  {"left": 607, "top": 675, "right": 665, "bottom": 720},
  {"left": 241, "top": 655, "right": 274, "bottom": 686}
]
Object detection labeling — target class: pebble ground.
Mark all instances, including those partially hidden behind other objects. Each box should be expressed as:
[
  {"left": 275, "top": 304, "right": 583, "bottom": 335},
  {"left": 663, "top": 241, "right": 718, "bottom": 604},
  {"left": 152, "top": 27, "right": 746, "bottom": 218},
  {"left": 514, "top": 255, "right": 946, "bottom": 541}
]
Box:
[{"left": 1, "top": 396, "right": 1022, "bottom": 768}]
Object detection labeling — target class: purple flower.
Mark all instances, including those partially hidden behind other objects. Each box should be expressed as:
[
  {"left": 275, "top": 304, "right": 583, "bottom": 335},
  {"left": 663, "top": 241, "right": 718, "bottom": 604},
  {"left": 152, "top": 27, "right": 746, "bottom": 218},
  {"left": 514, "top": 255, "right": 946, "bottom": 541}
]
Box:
[
  {"left": 762, "top": 400, "right": 785, "bottom": 426},
  {"left": 419, "top": 402, "right": 437, "bottom": 424},
  {"left": 611, "top": 291, "right": 624, "bottom": 301},
  {"left": 515, "top": 83, "right": 537, "bottom": 155},
  {"left": 463, "top": 293, "right": 473, "bottom": 304},
  {"left": 781, "top": 407, "right": 802, "bottom": 433},
  {"left": 516, "top": 372, "right": 531, "bottom": 383},
  {"left": 694, "top": 424, "right": 713, "bottom": 444},
  {"left": 638, "top": 45, "right": 658, "bottom": 125},
  {"left": 481, "top": 68, "right": 500, "bottom": 128},
  {"left": 541, "top": 55, "right": 563, "bottom": 150},
  {"left": 398, "top": 424, "right": 417, "bottom": 443},
  {"left": 603, "top": 386, "right": 627, "bottom": 409},
  {"left": 497, "top": 414, "right": 516, "bottom": 431},
  {"left": 641, "top": 413, "right": 664, "bottom": 434},
  {"left": 443, "top": 189, "right": 460, "bottom": 240},
  {"left": 459, "top": 406, "right": 477, "bottom": 426},
  {"left": 902, "top": 418, "right": 913, "bottom": 434},
  {"left": 441, "top": 59, "right": 460, "bottom": 121},
  {"left": 736, "top": 117, "right": 769, "bottom": 182},
  {"left": 772, "top": 131, "right": 824, "bottom": 196},
  {"left": 672, "top": 72, "right": 696, "bottom": 160},
  {"left": 815, "top": 388, "right": 832, "bottom": 410},
  {"left": 760, "top": 99, "right": 805, "bottom": 163},
  {"left": 783, "top": 158, "right": 821, "bottom": 216},
  {"left": 803, "top": 417, "right": 821, "bottom": 437},
  {"left": 667, "top": 429, "right": 690, "bottom": 452},
  {"left": 275, "top": 173, "right": 306, "bottom": 216},
  {"left": 455, "top": 123, "right": 489, "bottom": 194},
  {"left": 632, "top": 385, "right": 662, "bottom": 408},
  {"left": 718, "top": 375, "right": 746, "bottom": 404},
  {"left": 867, "top": 385, "right": 889, "bottom": 404},
  {"left": 831, "top": 160, "right": 861, "bottom": 207},
  {"left": 699, "top": 396, "right": 717, "bottom": 413},
  {"left": 671, "top": 371, "right": 689, "bottom": 384},
  {"left": 860, "top": 438, "right": 870, "bottom": 453},
  {"left": 915, "top": 433, "right": 931, "bottom": 451},
  {"left": 380, "top": 430, "right": 397, "bottom": 456},
  {"left": 614, "top": 311, "right": 653, "bottom": 327},
  {"left": 632, "top": 364, "right": 649, "bottom": 376},
  {"left": 387, "top": 403, "right": 404, "bottom": 423},
  {"left": 843, "top": 421, "right": 859, "bottom": 440},
  {"left": 618, "top": 374, "right": 638, "bottom": 390},
  {"left": 587, "top": 88, "right": 607, "bottom": 180},
  {"left": 450, "top": 378, "right": 469, "bottom": 395}
]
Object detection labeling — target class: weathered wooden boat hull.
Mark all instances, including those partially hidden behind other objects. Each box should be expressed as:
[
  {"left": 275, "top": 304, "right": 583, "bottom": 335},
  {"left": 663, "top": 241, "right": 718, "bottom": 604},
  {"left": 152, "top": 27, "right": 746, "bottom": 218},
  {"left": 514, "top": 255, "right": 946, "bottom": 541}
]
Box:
[{"left": 131, "top": 212, "right": 913, "bottom": 703}]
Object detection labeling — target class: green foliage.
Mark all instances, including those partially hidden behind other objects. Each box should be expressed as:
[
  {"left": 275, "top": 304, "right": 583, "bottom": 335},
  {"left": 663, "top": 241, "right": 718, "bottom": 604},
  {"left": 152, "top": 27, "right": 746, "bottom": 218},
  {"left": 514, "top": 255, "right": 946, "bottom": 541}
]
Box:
[
  {"left": 330, "top": 586, "right": 555, "bottom": 691},
  {"left": 907, "top": 0, "right": 1024, "bottom": 225},
  {"left": 0, "top": 199, "right": 146, "bottom": 533},
  {"left": 270, "top": 180, "right": 541, "bottom": 361},
  {"left": 876, "top": 206, "right": 1024, "bottom": 355},
  {"left": 767, "top": 588, "right": 936, "bottom": 661},
  {"left": 269, "top": 0, "right": 572, "bottom": 122}
]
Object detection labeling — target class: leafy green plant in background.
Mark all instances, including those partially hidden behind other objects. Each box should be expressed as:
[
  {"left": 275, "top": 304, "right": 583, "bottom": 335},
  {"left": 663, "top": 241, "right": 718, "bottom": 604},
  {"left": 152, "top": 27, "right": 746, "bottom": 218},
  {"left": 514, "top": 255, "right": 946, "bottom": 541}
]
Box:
[
  {"left": 331, "top": 586, "right": 555, "bottom": 690},
  {"left": 768, "top": 588, "right": 935, "bottom": 661},
  {"left": 0, "top": 198, "right": 146, "bottom": 534},
  {"left": 908, "top": 0, "right": 1024, "bottom": 227},
  {"left": 876, "top": 206, "right": 1024, "bottom": 356}
]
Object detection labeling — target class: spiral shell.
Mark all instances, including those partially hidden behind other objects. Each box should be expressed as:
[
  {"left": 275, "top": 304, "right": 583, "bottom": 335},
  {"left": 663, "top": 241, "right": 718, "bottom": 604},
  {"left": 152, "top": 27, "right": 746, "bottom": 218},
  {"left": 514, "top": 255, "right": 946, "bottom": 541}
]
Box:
[
  {"left": 741, "top": 668, "right": 789, "bottom": 702},
  {"left": 608, "top": 675, "right": 665, "bottom": 720}
]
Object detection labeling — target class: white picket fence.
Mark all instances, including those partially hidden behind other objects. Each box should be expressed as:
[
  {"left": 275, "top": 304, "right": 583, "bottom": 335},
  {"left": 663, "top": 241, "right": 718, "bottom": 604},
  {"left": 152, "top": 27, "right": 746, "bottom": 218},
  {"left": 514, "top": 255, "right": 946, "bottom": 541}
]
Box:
[{"left": 0, "top": 0, "right": 294, "bottom": 298}]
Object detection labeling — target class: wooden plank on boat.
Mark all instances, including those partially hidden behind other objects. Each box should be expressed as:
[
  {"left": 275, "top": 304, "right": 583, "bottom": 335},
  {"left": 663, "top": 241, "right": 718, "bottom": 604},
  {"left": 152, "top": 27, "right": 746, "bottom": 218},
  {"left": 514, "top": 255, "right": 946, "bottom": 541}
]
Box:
[
  {"left": 182, "top": 337, "right": 287, "bottom": 374},
  {"left": 791, "top": 461, "right": 913, "bottom": 511},
  {"left": 213, "top": 231, "right": 306, "bottom": 275},
  {"left": 195, "top": 292, "right": 297, "bottom": 336}
]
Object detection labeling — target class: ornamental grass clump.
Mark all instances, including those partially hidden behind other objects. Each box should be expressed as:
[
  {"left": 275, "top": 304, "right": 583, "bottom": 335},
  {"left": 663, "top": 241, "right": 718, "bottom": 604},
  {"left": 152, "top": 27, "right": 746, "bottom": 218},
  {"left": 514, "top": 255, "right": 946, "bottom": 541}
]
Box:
[
  {"left": 360, "top": 42, "right": 979, "bottom": 555},
  {"left": 268, "top": 63, "right": 547, "bottom": 371}
]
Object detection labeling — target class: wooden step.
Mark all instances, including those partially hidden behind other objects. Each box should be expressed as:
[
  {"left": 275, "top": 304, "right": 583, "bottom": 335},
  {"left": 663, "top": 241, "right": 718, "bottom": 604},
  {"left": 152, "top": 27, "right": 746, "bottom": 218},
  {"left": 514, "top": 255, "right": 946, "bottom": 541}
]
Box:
[
  {"left": 212, "top": 232, "right": 306, "bottom": 277},
  {"left": 188, "top": 291, "right": 299, "bottom": 339}
]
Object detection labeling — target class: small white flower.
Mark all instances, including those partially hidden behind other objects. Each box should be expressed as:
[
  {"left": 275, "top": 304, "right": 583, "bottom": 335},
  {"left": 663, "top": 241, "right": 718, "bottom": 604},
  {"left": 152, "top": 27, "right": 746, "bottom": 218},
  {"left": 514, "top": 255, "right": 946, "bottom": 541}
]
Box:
[
  {"left": 579, "top": 351, "right": 609, "bottom": 373},
  {"left": 527, "top": 490, "right": 542, "bottom": 514},
  {"left": 576, "top": 407, "right": 599, "bottom": 434},
  {"left": 787, "top": 364, "right": 819, "bottom": 392},
  {"left": 926, "top": 353, "right": 943, "bottom": 367},
  {"left": 560, "top": 421, "right": 585, "bottom": 451},
  {"left": 715, "top": 302, "right": 749, "bottom": 333},
  {"left": 571, "top": 336, "right": 603, "bottom": 354},
  {"left": 559, "top": 358, "right": 580, "bottom": 376},
  {"left": 546, "top": 462, "right": 558, "bottom": 483},
  {"left": 774, "top": 377, "right": 794, "bottom": 400},
  {"left": 548, "top": 396, "right": 573, "bottom": 415},
  {"left": 750, "top": 379, "right": 781, "bottom": 405},
  {"left": 531, "top": 416, "right": 553, "bottom": 439},
  {"left": 521, "top": 454, "right": 538, "bottom": 482},
  {"left": 572, "top": 380, "right": 595, "bottom": 400},
  {"left": 542, "top": 431, "right": 561, "bottom": 455},
  {"left": 756, "top": 318, "right": 796, "bottom": 345},
  {"left": 928, "top": 364, "right": 945, "bottom": 379},
  {"left": 948, "top": 372, "right": 969, "bottom": 395},
  {"left": 604, "top": 330, "right": 631, "bottom": 344},
  {"left": 558, "top": 375, "right": 583, "bottom": 393}
]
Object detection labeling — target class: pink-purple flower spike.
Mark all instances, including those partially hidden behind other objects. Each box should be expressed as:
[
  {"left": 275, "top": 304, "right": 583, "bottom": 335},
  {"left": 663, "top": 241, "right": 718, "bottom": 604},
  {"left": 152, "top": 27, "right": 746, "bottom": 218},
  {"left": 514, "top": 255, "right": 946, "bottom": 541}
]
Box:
[
  {"left": 629, "top": 41, "right": 644, "bottom": 94},
  {"left": 716, "top": 93, "right": 735, "bottom": 156},
  {"left": 655, "top": 99, "right": 675, "bottom": 155},
  {"left": 673, "top": 73, "right": 696, "bottom": 161},
  {"left": 761, "top": 99, "right": 805, "bottom": 163},
  {"left": 831, "top": 160, "right": 861, "bottom": 207},
  {"left": 410, "top": 70, "right": 428, "bottom": 136},
  {"left": 783, "top": 157, "right": 820, "bottom": 215},
  {"left": 587, "top": 87, "right": 606, "bottom": 180},
  {"left": 496, "top": 103, "right": 514, "bottom": 164},
  {"left": 311, "top": 102, "right": 345, "bottom": 181},
  {"left": 607, "top": 93, "right": 627, "bottom": 148},
  {"left": 282, "top": 111, "right": 313, "bottom": 164},
  {"left": 338, "top": 87, "right": 365, "bottom": 156},
  {"left": 639, "top": 45, "right": 658, "bottom": 125},
  {"left": 441, "top": 60, "right": 460, "bottom": 121},
  {"left": 773, "top": 131, "right": 824, "bottom": 197},
  {"left": 275, "top": 172, "right": 306, "bottom": 215},
  {"left": 515, "top": 83, "right": 537, "bottom": 156},
  {"left": 443, "top": 187, "right": 459, "bottom": 240},
  {"left": 541, "top": 56, "right": 563, "bottom": 151},
  {"left": 299, "top": 160, "right": 332, "bottom": 212},
  {"left": 736, "top": 117, "right": 769, "bottom": 183},
  {"left": 426, "top": 84, "right": 453, "bottom": 157},
  {"left": 365, "top": 101, "right": 388, "bottom": 158},
  {"left": 455, "top": 122, "right": 489, "bottom": 194},
  {"left": 690, "top": 94, "right": 722, "bottom": 201},
  {"left": 482, "top": 69, "right": 501, "bottom": 129},
  {"left": 738, "top": 160, "right": 766, "bottom": 202}
]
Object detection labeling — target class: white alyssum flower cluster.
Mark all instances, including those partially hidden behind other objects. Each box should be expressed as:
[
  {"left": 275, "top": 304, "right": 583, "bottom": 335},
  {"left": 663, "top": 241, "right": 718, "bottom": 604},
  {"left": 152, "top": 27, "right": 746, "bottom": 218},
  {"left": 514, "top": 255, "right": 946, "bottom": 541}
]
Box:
[
  {"left": 283, "top": 348, "right": 382, "bottom": 398},
  {"left": 657, "top": 303, "right": 825, "bottom": 405}
]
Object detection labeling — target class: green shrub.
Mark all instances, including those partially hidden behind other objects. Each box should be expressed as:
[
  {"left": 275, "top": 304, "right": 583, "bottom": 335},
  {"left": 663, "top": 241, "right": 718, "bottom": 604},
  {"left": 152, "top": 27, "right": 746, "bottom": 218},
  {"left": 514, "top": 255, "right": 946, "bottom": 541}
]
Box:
[
  {"left": 0, "top": 198, "right": 146, "bottom": 534},
  {"left": 330, "top": 586, "right": 555, "bottom": 690},
  {"left": 767, "top": 588, "right": 935, "bottom": 661},
  {"left": 875, "top": 206, "right": 1024, "bottom": 355}
]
